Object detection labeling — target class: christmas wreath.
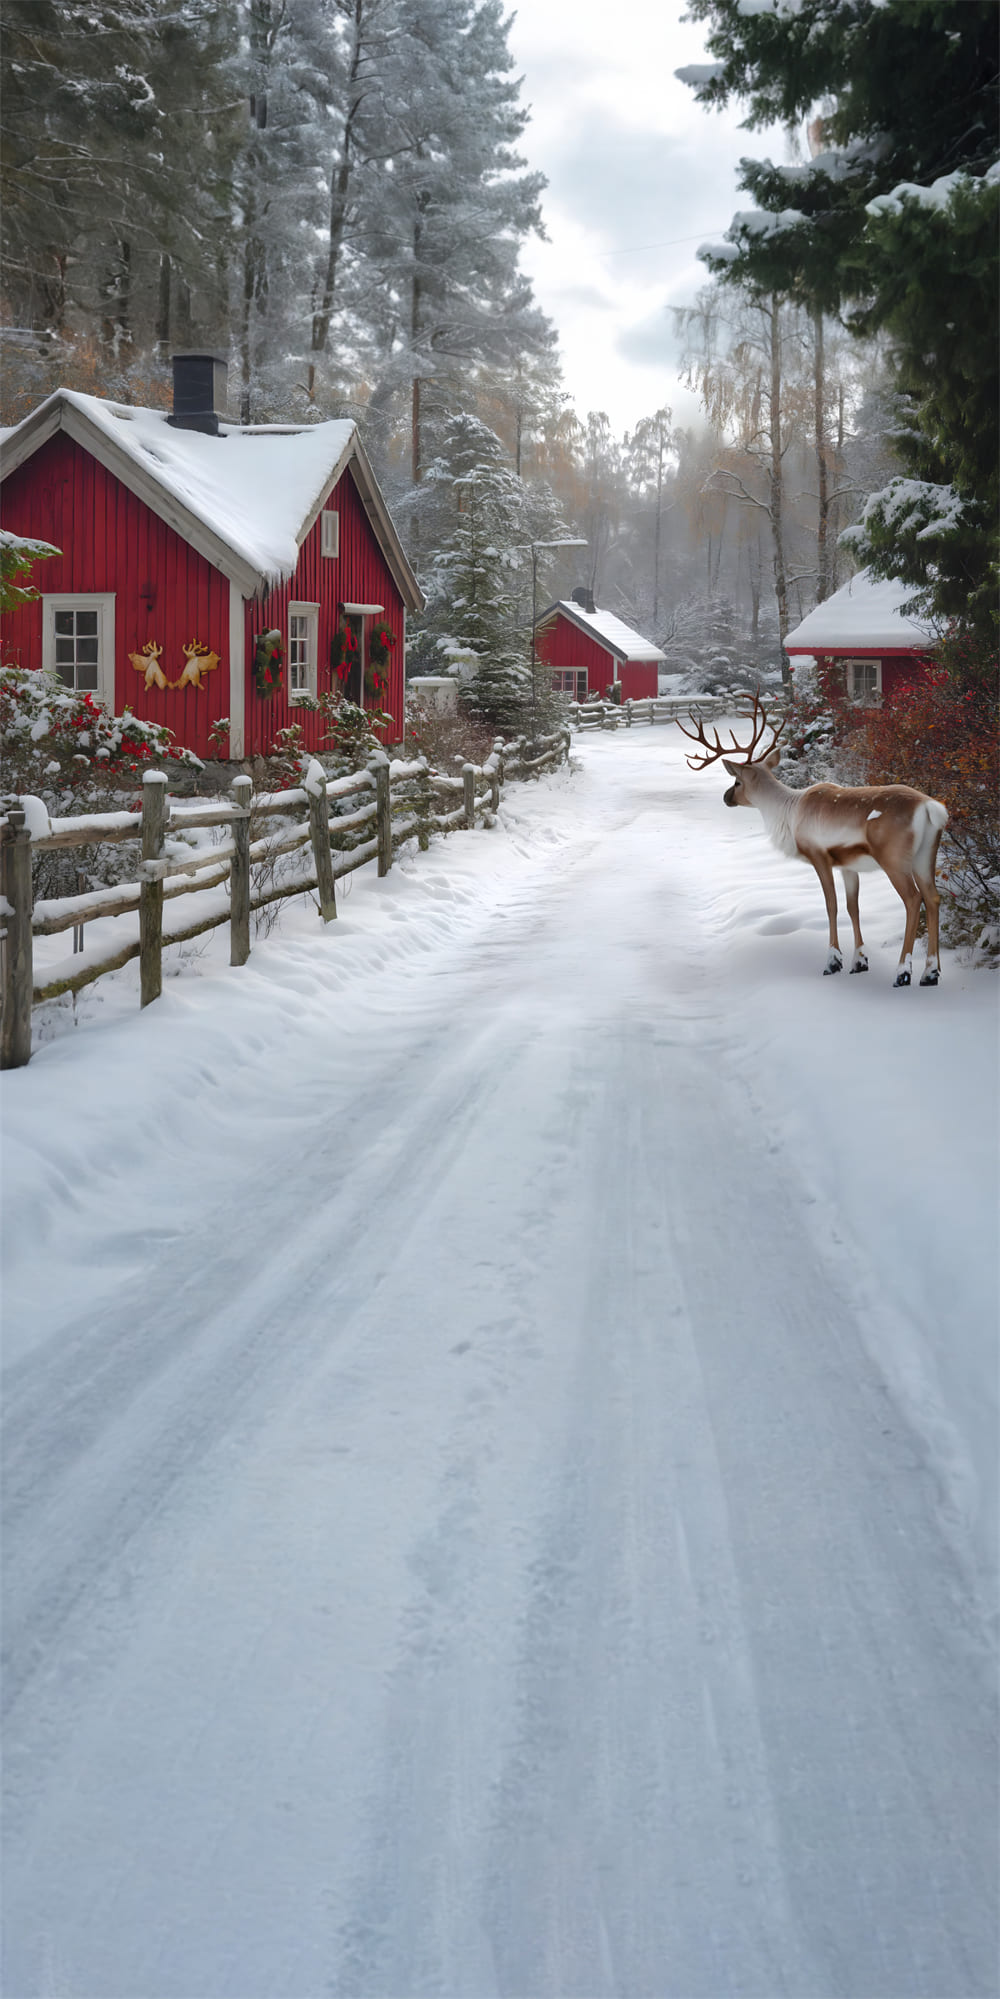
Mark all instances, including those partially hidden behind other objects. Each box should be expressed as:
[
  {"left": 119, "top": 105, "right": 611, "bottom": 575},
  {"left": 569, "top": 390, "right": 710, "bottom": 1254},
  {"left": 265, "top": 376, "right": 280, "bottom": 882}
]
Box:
[
  {"left": 331, "top": 622, "right": 359, "bottom": 680},
  {"left": 253, "top": 628, "right": 283, "bottom": 698},
  {"left": 367, "top": 622, "right": 396, "bottom": 669}
]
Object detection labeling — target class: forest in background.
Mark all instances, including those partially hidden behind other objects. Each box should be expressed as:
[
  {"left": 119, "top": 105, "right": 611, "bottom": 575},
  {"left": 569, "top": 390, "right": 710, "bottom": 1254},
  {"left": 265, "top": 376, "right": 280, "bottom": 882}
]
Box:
[{"left": 1, "top": 0, "right": 997, "bottom": 700}]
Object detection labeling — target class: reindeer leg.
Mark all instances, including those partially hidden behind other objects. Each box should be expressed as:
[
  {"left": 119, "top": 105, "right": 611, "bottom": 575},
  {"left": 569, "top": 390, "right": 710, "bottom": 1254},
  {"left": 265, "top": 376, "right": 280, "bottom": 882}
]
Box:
[
  {"left": 916, "top": 828, "right": 944, "bottom": 985},
  {"left": 843, "top": 868, "right": 868, "bottom": 972},
  {"left": 879, "top": 860, "right": 923, "bottom": 986},
  {"left": 806, "top": 851, "right": 843, "bottom": 974}
]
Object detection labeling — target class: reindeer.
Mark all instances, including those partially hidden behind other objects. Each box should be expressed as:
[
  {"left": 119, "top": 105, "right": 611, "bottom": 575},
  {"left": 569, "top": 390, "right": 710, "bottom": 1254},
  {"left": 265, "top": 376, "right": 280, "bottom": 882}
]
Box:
[{"left": 678, "top": 694, "right": 949, "bottom": 986}]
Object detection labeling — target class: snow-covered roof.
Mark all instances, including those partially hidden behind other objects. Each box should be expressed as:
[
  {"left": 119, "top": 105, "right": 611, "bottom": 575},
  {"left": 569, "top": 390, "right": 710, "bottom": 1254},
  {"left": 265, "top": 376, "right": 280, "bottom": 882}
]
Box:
[
  {"left": 545, "top": 600, "right": 665, "bottom": 663},
  {"left": 0, "top": 389, "right": 423, "bottom": 607},
  {"left": 784, "top": 569, "right": 933, "bottom": 655}
]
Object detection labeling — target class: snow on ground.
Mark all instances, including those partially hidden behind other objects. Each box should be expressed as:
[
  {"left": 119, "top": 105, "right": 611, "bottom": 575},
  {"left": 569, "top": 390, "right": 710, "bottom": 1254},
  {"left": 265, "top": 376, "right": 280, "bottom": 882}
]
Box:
[{"left": 3, "top": 724, "right": 997, "bottom": 1998}]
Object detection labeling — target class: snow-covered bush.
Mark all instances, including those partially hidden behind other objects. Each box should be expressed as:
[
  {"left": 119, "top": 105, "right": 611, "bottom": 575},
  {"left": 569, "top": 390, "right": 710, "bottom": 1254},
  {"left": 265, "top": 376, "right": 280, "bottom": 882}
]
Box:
[
  {"left": 1, "top": 665, "right": 204, "bottom": 901},
  {"left": 660, "top": 593, "right": 783, "bottom": 693},
  {"left": 777, "top": 655, "right": 850, "bottom": 788},
  {"left": 853, "top": 639, "right": 999, "bottom": 956},
  {"left": 0, "top": 530, "right": 60, "bottom": 611},
  {"left": 404, "top": 695, "right": 496, "bottom": 774},
  {"left": 1, "top": 666, "right": 202, "bottom": 806}
]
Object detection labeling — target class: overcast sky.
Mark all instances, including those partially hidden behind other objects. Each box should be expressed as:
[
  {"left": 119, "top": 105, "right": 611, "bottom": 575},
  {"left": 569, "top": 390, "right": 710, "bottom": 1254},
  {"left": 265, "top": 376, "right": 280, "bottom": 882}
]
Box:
[{"left": 506, "top": 0, "right": 787, "bottom": 438}]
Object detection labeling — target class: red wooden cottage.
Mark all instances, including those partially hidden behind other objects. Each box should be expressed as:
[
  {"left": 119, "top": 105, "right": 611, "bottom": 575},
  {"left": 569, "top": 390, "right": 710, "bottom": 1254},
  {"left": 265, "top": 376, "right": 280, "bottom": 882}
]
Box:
[
  {"left": 783, "top": 568, "right": 934, "bottom": 705},
  {"left": 0, "top": 353, "right": 423, "bottom": 759},
  {"left": 534, "top": 589, "right": 665, "bottom": 703}
]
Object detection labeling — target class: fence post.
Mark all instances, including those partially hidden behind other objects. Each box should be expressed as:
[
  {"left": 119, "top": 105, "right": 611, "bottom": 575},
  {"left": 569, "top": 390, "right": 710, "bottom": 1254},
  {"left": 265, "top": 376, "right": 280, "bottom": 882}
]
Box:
[
  {"left": 371, "top": 752, "right": 392, "bottom": 876},
  {"left": 494, "top": 738, "right": 505, "bottom": 789},
  {"left": 462, "top": 763, "right": 476, "bottom": 829},
  {"left": 625, "top": 699, "right": 633, "bottom": 727},
  {"left": 307, "top": 780, "right": 338, "bottom": 922},
  {"left": 1, "top": 807, "right": 34, "bottom": 1070},
  {"left": 230, "top": 774, "right": 253, "bottom": 962},
  {"left": 139, "top": 770, "right": 168, "bottom": 1007},
  {"left": 416, "top": 757, "right": 432, "bottom": 852}
]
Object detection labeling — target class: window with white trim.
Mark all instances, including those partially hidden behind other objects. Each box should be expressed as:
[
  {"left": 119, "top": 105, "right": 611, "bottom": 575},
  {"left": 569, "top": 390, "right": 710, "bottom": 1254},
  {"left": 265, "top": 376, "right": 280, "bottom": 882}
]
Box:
[
  {"left": 42, "top": 594, "right": 115, "bottom": 705},
  {"left": 552, "top": 668, "right": 587, "bottom": 699},
  {"left": 321, "top": 510, "right": 339, "bottom": 557},
  {"left": 288, "top": 602, "right": 319, "bottom": 701},
  {"left": 845, "top": 657, "right": 882, "bottom": 705}
]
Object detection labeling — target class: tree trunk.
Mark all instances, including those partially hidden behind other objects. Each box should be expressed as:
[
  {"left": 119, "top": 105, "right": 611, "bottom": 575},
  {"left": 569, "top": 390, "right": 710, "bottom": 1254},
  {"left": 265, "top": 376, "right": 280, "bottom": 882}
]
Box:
[
  {"left": 308, "top": 0, "right": 365, "bottom": 400},
  {"left": 156, "top": 254, "right": 171, "bottom": 355},
  {"left": 813, "top": 307, "right": 831, "bottom": 603},
  {"left": 653, "top": 424, "right": 664, "bottom": 625},
  {"left": 410, "top": 191, "right": 428, "bottom": 484},
  {"left": 101, "top": 240, "right": 132, "bottom": 356},
  {"left": 768, "top": 294, "right": 790, "bottom": 674}
]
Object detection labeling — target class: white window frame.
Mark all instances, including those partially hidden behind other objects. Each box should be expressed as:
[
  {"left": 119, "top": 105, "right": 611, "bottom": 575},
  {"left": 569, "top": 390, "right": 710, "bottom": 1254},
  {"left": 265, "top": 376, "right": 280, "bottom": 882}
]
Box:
[
  {"left": 321, "top": 510, "right": 339, "bottom": 558},
  {"left": 41, "top": 593, "right": 116, "bottom": 707},
  {"left": 845, "top": 656, "right": 883, "bottom": 706},
  {"left": 287, "top": 601, "right": 320, "bottom": 703},
  {"left": 552, "top": 668, "right": 587, "bottom": 699}
]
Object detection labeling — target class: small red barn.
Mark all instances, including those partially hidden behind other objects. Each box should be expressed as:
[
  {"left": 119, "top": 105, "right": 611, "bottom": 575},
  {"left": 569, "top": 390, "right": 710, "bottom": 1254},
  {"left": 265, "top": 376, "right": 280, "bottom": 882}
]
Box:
[
  {"left": 784, "top": 568, "right": 933, "bottom": 705},
  {"left": 0, "top": 355, "right": 423, "bottom": 758},
  {"left": 535, "top": 590, "right": 665, "bottom": 702}
]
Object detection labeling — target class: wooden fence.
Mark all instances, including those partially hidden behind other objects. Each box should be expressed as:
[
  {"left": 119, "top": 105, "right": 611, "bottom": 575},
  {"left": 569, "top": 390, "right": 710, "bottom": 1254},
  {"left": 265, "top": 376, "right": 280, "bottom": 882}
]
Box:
[
  {"left": 0, "top": 727, "right": 569, "bottom": 1069},
  {"left": 569, "top": 694, "right": 735, "bottom": 731}
]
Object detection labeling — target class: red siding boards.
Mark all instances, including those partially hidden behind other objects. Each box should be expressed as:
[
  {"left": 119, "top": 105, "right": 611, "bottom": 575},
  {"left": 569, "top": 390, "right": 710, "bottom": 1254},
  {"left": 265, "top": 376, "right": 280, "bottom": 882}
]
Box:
[
  {"left": 1, "top": 438, "right": 407, "bottom": 757},
  {"left": 535, "top": 611, "right": 659, "bottom": 702},
  {"left": 800, "top": 650, "right": 933, "bottom": 706},
  {"left": 246, "top": 466, "right": 405, "bottom": 755},
  {"left": 1, "top": 431, "right": 229, "bottom": 756}
]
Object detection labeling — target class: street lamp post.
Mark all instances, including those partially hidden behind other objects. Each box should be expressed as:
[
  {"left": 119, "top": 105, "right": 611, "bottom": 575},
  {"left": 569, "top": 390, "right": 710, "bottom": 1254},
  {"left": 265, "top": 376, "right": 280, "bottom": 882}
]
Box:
[{"left": 527, "top": 538, "right": 587, "bottom": 738}]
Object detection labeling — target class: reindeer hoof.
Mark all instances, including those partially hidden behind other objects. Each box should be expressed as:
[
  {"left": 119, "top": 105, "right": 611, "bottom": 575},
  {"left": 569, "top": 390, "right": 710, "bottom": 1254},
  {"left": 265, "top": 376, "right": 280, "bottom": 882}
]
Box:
[
  {"left": 823, "top": 954, "right": 843, "bottom": 976},
  {"left": 850, "top": 956, "right": 869, "bottom": 974},
  {"left": 919, "top": 969, "right": 940, "bottom": 986},
  {"left": 894, "top": 968, "right": 911, "bottom": 987}
]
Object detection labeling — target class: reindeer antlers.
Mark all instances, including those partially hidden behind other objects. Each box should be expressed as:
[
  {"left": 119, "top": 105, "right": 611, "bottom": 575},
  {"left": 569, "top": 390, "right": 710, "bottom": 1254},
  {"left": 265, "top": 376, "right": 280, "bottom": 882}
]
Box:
[{"left": 676, "top": 688, "right": 788, "bottom": 770}]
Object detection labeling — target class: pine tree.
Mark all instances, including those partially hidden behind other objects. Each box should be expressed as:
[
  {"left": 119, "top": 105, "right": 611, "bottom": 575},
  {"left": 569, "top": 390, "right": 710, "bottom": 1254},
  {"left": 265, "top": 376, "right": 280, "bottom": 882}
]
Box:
[
  {"left": 407, "top": 412, "right": 570, "bottom": 734},
  {"left": 679, "top": 0, "right": 999, "bottom": 639},
  {"left": 359, "top": 0, "right": 553, "bottom": 482},
  {"left": 2, "top": 0, "right": 238, "bottom": 352},
  {"left": 623, "top": 408, "right": 673, "bottom": 627}
]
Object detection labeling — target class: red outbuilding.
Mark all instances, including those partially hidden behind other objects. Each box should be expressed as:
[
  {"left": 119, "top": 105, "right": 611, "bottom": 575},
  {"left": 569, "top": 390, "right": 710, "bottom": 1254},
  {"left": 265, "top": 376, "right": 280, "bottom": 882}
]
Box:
[
  {"left": 0, "top": 354, "right": 423, "bottom": 758},
  {"left": 783, "top": 568, "right": 934, "bottom": 705},
  {"left": 535, "top": 589, "right": 665, "bottom": 703}
]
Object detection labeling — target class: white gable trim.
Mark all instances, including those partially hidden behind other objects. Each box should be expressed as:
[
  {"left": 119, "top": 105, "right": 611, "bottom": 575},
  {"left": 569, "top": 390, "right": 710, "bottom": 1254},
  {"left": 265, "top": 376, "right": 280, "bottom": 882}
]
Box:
[
  {"left": 2, "top": 390, "right": 425, "bottom": 615},
  {"left": 229, "top": 581, "right": 246, "bottom": 758},
  {"left": 309, "top": 447, "right": 424, "bottom": 615}
]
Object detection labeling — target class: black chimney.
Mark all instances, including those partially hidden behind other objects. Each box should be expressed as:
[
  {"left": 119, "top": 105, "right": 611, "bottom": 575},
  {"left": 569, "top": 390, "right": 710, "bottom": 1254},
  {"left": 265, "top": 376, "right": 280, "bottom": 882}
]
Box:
[
  {"left": 167, "top": 351, "right": 228, "bottom": 436},
  {"left": 572, "top": 586, "right": 596, "bottom": 614}
]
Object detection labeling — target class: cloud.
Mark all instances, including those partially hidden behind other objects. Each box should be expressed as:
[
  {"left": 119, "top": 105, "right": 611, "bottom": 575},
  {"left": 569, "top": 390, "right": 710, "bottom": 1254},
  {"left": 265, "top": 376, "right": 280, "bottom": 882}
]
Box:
[
  {"left": 551, "top": 283, "right": 618, "bottom": 312},
  {"left": 616, "top": 304, "right": 680, "bottom": 369}
]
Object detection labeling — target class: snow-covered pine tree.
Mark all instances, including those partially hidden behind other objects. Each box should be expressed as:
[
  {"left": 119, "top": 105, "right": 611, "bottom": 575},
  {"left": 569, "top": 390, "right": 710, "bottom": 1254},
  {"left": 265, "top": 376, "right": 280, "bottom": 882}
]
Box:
[
  {"left": 623, "top": 408, "right": 673, "bottom": 630},
  {"left": 234, "top": 0, "right": 349, "bottom": 421},
  {"left": 679, "top": 0, "right": 999, "bottom": 641},
  {"left": 2, "top": 0, "right": 237, "bottom": 355},
  {"left": 406, "top": 412, "right": 570, "bottom": 735},
  {"left": 357, "top": 0, "right": 553, "bottom": 484}
]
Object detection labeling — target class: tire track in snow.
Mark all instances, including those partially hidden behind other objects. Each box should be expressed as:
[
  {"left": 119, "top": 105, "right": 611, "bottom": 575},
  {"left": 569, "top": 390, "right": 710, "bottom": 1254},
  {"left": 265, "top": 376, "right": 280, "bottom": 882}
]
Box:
[{"left": 3, "top": 742, "right": 996, "bottom": 1998}]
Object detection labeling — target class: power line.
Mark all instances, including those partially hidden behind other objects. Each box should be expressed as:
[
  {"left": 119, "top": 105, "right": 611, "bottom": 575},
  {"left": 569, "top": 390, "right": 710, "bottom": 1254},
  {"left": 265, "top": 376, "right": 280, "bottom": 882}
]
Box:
[{"left": 594, "top": 229, "right": 724, "bottom": 260}]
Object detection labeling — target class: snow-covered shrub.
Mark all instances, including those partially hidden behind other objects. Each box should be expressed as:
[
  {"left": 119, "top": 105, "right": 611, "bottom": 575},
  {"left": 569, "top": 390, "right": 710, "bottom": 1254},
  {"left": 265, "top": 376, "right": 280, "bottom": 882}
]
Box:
[
  {"left": 853, "top": 639, "right": 999, "bottom": 955},
  {"left": 0, "top": 530, "right": 59, "bottom": 611},
  {"left": 1, "top": 666, "right": 203, "bottom": 804},
  {"left": 660, "top": 593, "right": 783, "bottom": 693},
  {"left": 404, "top": 695, "right": 496, "bottom": 774},
  {"left": 775, "top": 654, "right": 857, "bottom": 788},
  {"left": 1, "top": 666, "right": 204, "bottom": 898}
]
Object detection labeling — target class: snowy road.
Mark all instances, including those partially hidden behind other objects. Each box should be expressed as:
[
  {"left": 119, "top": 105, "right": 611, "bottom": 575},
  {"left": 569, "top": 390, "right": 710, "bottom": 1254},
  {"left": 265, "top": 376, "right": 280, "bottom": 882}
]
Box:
[{"left": 3, "top": 729, "right": 997, "bottom": 1998}]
